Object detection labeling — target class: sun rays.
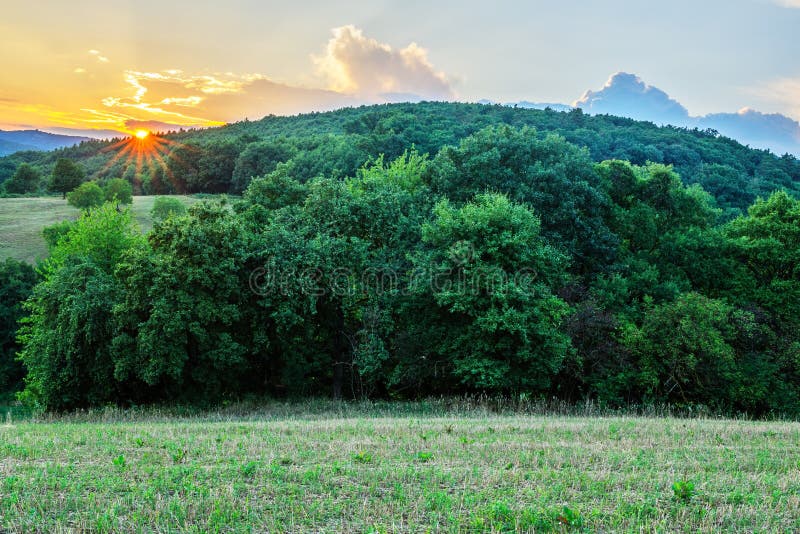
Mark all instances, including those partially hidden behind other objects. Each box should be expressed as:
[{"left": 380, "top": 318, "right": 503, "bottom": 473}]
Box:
[{"left": 98, "top": 131, "right": 189, "bottom": 192}]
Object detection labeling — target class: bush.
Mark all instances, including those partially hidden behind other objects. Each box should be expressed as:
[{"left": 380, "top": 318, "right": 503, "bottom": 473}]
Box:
[
  {"left": 2, "top": 163, "right": 41, "bottom": 194},
  {"left": 67, "top": 181, "right": 104, "bottom": 210},
  {"left": 103, "top": 178, "right": 133, "bottom": 207},
  {"left": 151, "top": 196, "right": 187, "bottom": 220}
]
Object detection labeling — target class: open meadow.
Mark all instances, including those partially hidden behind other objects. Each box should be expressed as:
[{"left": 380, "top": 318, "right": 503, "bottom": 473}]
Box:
[
  {"left": 0, "top": 196, "right": 197, "bottom": 264},
  {"left": 1, "top": 403, "right": 798, "bottom": 532}
]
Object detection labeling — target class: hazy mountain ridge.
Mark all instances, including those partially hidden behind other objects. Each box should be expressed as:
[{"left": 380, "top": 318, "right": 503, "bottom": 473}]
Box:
[{"left": 0, "top": 129, "right": 93, "bottom": 156}]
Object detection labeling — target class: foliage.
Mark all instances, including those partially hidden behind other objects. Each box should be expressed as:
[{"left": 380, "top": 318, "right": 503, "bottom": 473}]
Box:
[
  {"left": 49, "top": 158, "right": 85, "bottom": 199},
  {"left": 67, "top": 181, "right": 104, "bottom": 210},
  {"left": 7, "top": 113, "right": 800, "bottom": 415},
  {"left": 103, "top": 178, "right": 133, "bottom": 207},
  {"left": 0, "top": 259, "right": 38, "bottom": 392},
  {"left": 412, "top": 193, "right": 571, "bottom": 392},
  {"left": 2, "top": 163, "right": 41, "bottom": 194},
  {"left": 150, "top": 196, "right": 187, "bottom": 220},
  {"left": 17, "top": 205, "right": 144, "bottom": 410}
]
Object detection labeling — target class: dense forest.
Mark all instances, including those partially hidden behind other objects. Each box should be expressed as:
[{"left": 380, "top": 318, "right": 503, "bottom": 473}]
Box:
[
  {"left": 2, "top": 102, "right": 800, "bottom": 217},
  {"left": 1, "top": 103, "right": 799, "bottom": 414}
]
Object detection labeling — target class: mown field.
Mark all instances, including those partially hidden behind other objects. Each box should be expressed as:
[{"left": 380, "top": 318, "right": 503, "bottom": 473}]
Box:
[
  {"left": 1, "top": 403, "right": 798, "bottom": 532},
  {"left": 0, "top": 196, "right": 197, "bottom": 263}
]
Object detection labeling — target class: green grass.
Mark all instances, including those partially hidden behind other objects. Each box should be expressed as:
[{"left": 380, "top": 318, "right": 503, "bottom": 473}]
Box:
[
  {"left": 0, "top": 196, "right": 198, "bottom": 264},
  {"left": 1, "top": 402, "right": 799, "bottom": 532}
]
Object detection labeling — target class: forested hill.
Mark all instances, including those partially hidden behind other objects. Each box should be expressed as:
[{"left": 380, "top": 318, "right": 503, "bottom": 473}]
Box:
[
  {"left": 2, "top": 102, "right": 800, "bottom": 214},
  {"left": 4, "top": 102, "right": 800, "bottom": 415}
]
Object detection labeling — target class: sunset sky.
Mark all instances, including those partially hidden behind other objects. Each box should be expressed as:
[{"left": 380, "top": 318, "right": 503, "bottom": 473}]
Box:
[{"left": 2, "top": 0, "right": 799, "bottom": 136}]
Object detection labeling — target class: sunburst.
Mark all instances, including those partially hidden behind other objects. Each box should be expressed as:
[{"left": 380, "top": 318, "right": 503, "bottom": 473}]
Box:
[{"left": 98, "top": 130, "right": 189, "bottom": 192}]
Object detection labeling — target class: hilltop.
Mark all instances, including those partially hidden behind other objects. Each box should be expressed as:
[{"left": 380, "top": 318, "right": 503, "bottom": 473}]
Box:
[{"left": 1, "top": 102, "right": 798, "bottom": 215}]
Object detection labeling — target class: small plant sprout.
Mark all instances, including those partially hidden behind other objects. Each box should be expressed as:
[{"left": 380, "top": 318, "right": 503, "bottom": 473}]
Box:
[
  {"left": 352, "top": 451, "right": 373, "bottom": 463},
  {"left": 112, "top": 454, "right": 126, "bottom": 469},
  {"left": 672, "top": 480, "right": 696, "bottom": 503},
  {"left": 241, "top": 461, "right": 258, "bottom": 478}
]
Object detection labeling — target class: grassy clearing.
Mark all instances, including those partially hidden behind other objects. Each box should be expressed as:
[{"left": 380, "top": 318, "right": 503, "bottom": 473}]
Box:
[
  {"left": 0, "top": 196, "right": 198, "bottom": 263},
  {"left": 1, "top": 402, "right": 798, "bottom": 532}
]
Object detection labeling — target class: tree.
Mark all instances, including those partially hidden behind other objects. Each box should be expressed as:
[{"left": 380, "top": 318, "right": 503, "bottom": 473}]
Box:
[
  {"left": 427, "top": 126, "right": 618, "bottom": 273},
  {"left": 17, "top": 204, "right": 144, "bottom": 410},
  {"left": 3, "top": 163, "right": 41, "bottom": 194},
  {"left": 151, "top": 196, "right": 187, "bottom": 221},
  {"left": 49, "top": 159, "right": 85, "bottom": 199},
  {"left": 231, "top": 139, "right": 296, "bottom": 193},
  {"left": 67, "top": 181, "right": 104, "bottom": 210},
  {"left": 411, "top": 193, "right": 572, "bottom": 392},
  {"left": 103, "top": 178, "right": 133, "bottom": 207},
  {"left": 0, "top": 259, "right": 38, "bottom": 393},
  {"left": 113, "top": 200, "right": 264, "bottom": 401}
]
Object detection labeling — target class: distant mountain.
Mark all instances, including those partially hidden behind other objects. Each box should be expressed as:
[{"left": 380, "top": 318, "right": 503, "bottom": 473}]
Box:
[
  {"left": 572, "top": 72, "right": 800, "bottom": 156},
  {"left": 41, "top": 127, "right": 127, "bottom": 140},
  {"left": 0, "top": 130, "right": 93, "bottom": 156}
]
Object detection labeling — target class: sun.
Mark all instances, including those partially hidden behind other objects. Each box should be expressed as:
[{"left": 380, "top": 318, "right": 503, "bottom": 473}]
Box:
[{"left": 134, "top": 129, "right": 150, "bottom": 140}]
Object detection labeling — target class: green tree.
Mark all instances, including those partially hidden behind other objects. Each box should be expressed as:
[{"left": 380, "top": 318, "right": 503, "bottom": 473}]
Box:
[
  {"left": 411, "top": 193, "right": 571, "bottom": 392},
  {"left": 67, "top": 181, "right": 104, "bottom": 210},
  {"left": 17, "top": 204, "right": 144, "bottom": 410},
  {"left": 113, "top": 200, "right": 264, "bottom": 401},
  {"left": 427, "top": 126, "right": 617, "bottom": 273},
  {"left": 103, "top": 178, "right": 133, "bottom": 207},
  {"left": 49, "top": 158, "right": 85, "bottom": 199},
  {"left": 0, "top": 259, "right": 38, "bottom": 393},
  {"left": 3, "top": 163, "right": 41, "bottom": 194}
]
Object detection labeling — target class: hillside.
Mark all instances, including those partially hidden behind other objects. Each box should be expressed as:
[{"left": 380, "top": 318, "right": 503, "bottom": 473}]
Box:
[
  {"left": 0, "top": 129, "right": 92, "bottom": 156},
  {"left": 1, "top": 102, "right": 798, "bottom": 215}
]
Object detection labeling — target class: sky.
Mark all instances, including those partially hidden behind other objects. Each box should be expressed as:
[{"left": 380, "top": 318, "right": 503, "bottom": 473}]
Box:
[{"left": 1, "top": 0, "right": 799, "bottom": 135}]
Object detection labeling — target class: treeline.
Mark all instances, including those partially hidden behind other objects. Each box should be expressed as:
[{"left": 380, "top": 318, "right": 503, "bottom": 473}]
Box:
[
  {"left": 1, "top": 103, "right": 799, "bottom": 217},
  {"left": 2, "top": 125, "right": 799, "bottom": 414}
]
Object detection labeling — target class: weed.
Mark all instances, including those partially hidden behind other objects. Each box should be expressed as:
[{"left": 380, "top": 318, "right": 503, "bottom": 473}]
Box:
[
  {"left": 672, "top": 480, "right": 695, "bottom": 503},
  {"left": 352, "top": 451, "right": 373, "bottom": 463},
  {"left": 112, "top": 454, "right": 126, "bottom": 470},
  {"left": 416, "top": 451, "right": 434, "bottom": 462},
  {"left": 240, "top": 461, "right": 258, "bottom": 478}
]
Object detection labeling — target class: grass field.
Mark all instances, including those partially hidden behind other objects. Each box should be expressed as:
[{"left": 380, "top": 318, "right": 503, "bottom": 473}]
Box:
[
  {"left": 1, "top": 402, "right": 798, "bottom": 532},
  {"left": 0, "top": 196, "right": 197, "bottom": 264}
]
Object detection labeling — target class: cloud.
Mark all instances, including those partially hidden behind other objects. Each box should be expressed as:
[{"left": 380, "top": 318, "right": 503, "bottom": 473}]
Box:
[
  {"left": 569, "top": 72, "right": 800, "bottom": 155},
  {"left": 313, "top": 25, "right": 454, "bottom": 101},
  {"left": 699, "top": 108, "right": 800, "bottom": 155},
  {"left": 772, "top": 0, "right": 800, "bottom": 7},
  {"left": 89, "top": 49, "right": 110, "bottom": 63},
  {"left": 4, "top": 26, "right": 455, "bottom": 134},
  {"left": 573, "top": 72, "right": 690, "bottom": 125},
  {"left": 749, "top": 77, "right": 800, "bottom": 120},
  {"left": 95, "top": 69, "right": 360, "bottom": 132}
]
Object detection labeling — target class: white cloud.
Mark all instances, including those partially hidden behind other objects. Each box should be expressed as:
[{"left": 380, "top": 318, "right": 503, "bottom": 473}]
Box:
[
  {"left": 313, "top": 25, "right": 454, "bottom": 101},
  {"left": 573, "top": 72, "right": 690, "bottom": 125},
  {"left": 96, "top": 69, "right": 360, "bottom": 130},
  {"left": 73, "top": 67, "right": 86, "bottom": 74},
  {"left": 750, "top": 77, "right": 800, "bottom": 120},
  {"left": 772, "top": 0, "right": 800, "bottom": 7},
  {"left": 88, "top": 49, "right": 109, "bottom": 63}
]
